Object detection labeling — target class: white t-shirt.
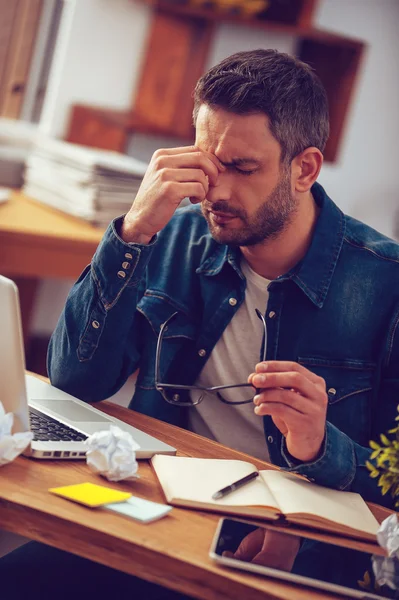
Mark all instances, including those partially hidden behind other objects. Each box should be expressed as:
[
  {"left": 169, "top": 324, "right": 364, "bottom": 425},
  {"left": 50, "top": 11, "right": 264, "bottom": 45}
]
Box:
[{"left": 187, "top": 259, "right": 271, "bottom": 461}]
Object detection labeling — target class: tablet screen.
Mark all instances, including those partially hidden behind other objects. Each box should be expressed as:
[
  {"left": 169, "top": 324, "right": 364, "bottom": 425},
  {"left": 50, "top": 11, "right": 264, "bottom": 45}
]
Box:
[{"left": 211, "top": 518, "right": 395, "bottom": 599}]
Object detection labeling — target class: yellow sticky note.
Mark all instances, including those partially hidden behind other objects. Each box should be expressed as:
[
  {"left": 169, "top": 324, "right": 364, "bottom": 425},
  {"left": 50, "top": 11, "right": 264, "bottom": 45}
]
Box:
[{"left": 49, "top": 482, "right": 131, "bottom": 508}]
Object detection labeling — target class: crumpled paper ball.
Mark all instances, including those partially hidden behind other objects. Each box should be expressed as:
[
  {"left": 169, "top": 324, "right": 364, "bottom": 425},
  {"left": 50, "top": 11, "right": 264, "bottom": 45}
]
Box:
[
  {"left": 85, "top": 425, "right": 140, "bottom": 482},
  {"left": 0, "top": 400, "right": 33, "bottom": 466},
  {"left": 377, "top": 513, "right": 399, "bottom": 558},
  {"left": 372, "top": 514, "right": 399, "bottom": 590},
  {"left": 372, "top": 554, "right": 399, "bottom": 591}
]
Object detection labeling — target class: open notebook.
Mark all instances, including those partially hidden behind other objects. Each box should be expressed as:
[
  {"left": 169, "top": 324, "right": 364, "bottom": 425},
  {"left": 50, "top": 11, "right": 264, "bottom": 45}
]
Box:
[{"left": 151, "top": 455, "right": 381, "bottom": 542}]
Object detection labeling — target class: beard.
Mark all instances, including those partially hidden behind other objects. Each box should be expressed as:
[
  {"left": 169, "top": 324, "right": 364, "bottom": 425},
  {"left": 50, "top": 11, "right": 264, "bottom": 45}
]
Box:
[{"left": 202, "top": 168, "right": 298, "bottom": 247}]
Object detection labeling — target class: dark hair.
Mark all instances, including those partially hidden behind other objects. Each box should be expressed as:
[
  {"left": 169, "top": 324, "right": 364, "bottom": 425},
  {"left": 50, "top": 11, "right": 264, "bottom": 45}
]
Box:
[{"left": 193, "top": 49, "right": 329, "bottom": 162}]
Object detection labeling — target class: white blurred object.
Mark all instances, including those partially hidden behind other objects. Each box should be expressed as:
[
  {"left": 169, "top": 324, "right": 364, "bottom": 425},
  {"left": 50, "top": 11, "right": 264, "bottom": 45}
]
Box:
[
  {"left": 23, "top": 136, "right": 148, "bottom": 226},
  {"left": 0, "top": 118, "right": 38, "bottom": 148},
  {"left": 372, "top": 514, "right": 399, "bottom": 591},
  {"left": 0, "top": 400, "right": 33, "bottom": 467},
  {"left": 377, "top": 513, "right": 399, "bottom": 558},
  {"left": 0, "top": 187, "right": 11, "bottom": 204},
  {"left": 0, "top": 118, "right": 38, "bottom": 187},
  {"left": 85, "top": 424, "right": 140, "bottom": 482},
  {"left": 372, "top": 554, "right": 399, "bottom": 591}
]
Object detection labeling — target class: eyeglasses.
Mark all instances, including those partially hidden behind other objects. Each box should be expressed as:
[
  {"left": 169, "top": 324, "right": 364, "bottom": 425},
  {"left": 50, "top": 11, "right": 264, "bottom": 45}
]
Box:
[{"left": 155, "top": 309, "right": 267, "bottom": 407}]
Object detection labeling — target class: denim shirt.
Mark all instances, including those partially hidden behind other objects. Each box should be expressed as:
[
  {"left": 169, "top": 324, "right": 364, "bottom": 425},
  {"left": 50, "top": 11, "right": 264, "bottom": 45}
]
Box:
[{"left": 48, "top": 182, "right": 399, "bottom": 507}]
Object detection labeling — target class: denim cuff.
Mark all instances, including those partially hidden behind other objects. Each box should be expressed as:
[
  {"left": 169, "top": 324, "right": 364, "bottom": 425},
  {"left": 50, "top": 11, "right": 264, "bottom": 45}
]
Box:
[
  {"left": 280, "top": 421, "right": 356, "bottom": 490},
  {"left": 91, "top": 216, "right": 157, "bottom": 310}
]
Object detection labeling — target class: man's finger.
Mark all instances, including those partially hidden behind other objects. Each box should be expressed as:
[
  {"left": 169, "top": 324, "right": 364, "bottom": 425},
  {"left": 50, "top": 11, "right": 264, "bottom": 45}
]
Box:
[
  {"left": 254, "top": 390, "right": 308, "bottom": 414},
  {"left": 201, "top": 150, "right": 226, "bottom": 173},
  {"left": 251, "top": 370, "right": 324, "bottom": 402},
  {"left": 154, "top": 146, "right": 198, "bottom": 156},
  {"left": 155, "top": 152, "right": 221, "bottom": 185},
  {"left": 254, "top": 361, "right": 322, "bottom": 385},
  {"left": 254, "top": 398, "right": 306, "bottom": 420},
  {"left": 175, "top": 182, "right": 208, "bottom": 203},
  {"left": 162, "top": 168, "right": 209, "bottom": 193},
  {"left": 154, "top": 146, "right": 226, "bottom": 173}
]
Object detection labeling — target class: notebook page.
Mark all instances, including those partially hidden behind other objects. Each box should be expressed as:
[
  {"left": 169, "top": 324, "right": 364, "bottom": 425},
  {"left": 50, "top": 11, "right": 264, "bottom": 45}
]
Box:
[
  {"left": 261, "top": 470, "right": 379, "bottom": 535},
  {"left": 152, "top": 456, "right": 280, "bottom": 508}
]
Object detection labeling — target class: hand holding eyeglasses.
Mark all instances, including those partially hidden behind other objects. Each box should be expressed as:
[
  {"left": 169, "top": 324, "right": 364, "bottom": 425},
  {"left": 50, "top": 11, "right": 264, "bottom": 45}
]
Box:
[{"left": 248, "top": 361, "right": 328, "bottom": 464}]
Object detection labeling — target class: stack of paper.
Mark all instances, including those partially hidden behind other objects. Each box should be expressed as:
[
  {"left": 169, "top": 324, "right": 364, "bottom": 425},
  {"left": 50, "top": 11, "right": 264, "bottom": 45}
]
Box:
[
  {"left": 0, "top": 118, "right": 38, "bottom": 187},
  {"left": 23, "top": 137, "right": 148, "bottom": 227}
]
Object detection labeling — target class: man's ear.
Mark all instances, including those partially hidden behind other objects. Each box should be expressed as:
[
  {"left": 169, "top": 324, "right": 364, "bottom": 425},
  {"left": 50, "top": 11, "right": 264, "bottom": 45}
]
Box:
[{"left": 291, "top": 147, "right": 323, "bottom": 193}]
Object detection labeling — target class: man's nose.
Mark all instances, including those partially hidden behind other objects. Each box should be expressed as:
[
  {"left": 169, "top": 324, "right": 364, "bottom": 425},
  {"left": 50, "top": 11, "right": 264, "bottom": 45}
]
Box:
[{"left": 206, "top": 172, "right": 232, "bottom": 202}]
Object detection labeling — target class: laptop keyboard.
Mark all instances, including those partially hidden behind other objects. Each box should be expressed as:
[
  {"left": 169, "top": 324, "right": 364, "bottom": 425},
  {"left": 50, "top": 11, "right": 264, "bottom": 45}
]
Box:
[{"left": 29, "top": 407, "right": 88, "bottom": 442}]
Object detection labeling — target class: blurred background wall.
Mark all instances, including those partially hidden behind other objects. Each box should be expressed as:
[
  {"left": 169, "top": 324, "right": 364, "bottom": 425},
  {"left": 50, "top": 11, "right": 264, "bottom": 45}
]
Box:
[
  {"left": 0, "top": 0, "right": 398, "bottom": 374},
  {"left": 29, "top": 0, "right": 399, "bottom": 341}
]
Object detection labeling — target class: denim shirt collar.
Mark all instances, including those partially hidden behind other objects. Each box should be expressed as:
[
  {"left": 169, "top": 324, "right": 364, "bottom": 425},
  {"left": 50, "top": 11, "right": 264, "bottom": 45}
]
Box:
[
  {"left": 195, "top": 182, "right": 345, "bottom": 309},
  {"left": 285, "top": 182, "right": 346, "bottom": 308},
  {"left": 195, "top": 244, "right": 243, "bottom": 280}
]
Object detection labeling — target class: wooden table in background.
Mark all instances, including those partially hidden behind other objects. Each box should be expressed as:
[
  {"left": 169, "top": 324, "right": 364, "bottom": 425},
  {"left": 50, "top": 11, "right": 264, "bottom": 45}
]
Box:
[
  {"left": 0, "top": 190, "right": 104, "bottom": 343},
  {"left": 0, "top": 387, "right": 389, "bottom": 600}
]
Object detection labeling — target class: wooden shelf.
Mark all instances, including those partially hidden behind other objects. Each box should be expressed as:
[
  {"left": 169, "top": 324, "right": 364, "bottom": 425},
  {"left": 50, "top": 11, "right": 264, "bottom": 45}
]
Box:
[
  {"left": 66, "top": 0, "right": 366, "bottom": 163},
  {"left": 141, "top": 0, "right": 317, "bottom": 32},
  {"left": 297, "top": 36, "right": 364, "bottom": 162},
  {"left": 66, "top": 105, "right": 187, "bottom": 152}
]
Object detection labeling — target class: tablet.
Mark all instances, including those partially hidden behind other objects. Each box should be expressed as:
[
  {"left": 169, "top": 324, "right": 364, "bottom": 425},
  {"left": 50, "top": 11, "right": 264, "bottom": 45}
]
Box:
[{"left": 209, "top": 518, "right": 392, "bottom": 599}]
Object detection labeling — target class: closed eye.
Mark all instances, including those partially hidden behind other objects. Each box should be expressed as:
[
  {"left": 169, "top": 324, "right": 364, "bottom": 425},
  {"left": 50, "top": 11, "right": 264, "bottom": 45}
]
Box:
[
  {"left": 234, "top": 167, "right": 258, "bottom": 176},
  {"left": 219, "top": 160, "right": 261, "bottom": 176}
]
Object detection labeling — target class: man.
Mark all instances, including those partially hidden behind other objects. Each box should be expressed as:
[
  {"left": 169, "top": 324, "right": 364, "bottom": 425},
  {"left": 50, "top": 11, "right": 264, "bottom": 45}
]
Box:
[
  {"left": 49, "top": 49, "right": 399, "bottom": 503},
  {"left": 3, "top": 48, "right": 399, "bottom": 598}
]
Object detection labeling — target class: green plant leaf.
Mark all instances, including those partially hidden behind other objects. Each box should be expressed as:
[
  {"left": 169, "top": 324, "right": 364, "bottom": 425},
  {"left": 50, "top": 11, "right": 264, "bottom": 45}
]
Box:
[{"left": 382, "top": 482, "right": 392, "bottom": 495}]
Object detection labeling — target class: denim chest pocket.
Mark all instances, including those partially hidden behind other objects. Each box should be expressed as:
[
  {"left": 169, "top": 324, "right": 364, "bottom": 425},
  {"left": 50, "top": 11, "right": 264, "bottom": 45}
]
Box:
[
  {"left": 136, "top": 292, "right": 198, "bottom": 389},
  {"left": 298, "top": 357, "right": 376, "bottom": 445}
]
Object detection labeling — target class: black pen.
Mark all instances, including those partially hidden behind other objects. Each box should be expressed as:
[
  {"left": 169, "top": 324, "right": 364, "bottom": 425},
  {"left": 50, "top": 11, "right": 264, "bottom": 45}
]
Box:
[{"left": 212, "top": 471, "right": 259, "bottom": 500}]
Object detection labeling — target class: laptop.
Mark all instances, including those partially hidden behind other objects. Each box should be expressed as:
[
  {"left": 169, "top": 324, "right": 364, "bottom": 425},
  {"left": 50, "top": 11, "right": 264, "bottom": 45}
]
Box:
[{"left": 0, "top": 275, "right": 176, "bottom": 459}]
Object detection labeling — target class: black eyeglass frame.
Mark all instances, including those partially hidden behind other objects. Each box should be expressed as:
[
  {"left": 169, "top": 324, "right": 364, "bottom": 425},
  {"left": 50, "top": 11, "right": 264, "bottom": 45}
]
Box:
[{"left": 155, "top": 309, "right": 267, "bottom": 407}]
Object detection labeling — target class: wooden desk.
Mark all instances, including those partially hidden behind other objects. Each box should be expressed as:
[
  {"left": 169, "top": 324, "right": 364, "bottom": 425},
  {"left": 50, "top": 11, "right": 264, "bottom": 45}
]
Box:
[
  {"left": 0, "top": 398, "right": 389, "bottom": 600},
  {"left": 0, "top": 191, "right": 104, "bottom": 342},
  {"left": 0, "top": 190, "right": 103, "bottom": 278}
]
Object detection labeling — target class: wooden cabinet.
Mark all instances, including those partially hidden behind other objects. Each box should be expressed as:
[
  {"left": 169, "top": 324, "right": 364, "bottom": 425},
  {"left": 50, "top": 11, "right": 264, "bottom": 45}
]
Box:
[
  {"left": 66, "top": 0, "right": 365, "bottom": 163},
  {"left": 0, "top": 0, "right": 43, "bottom": 119}
]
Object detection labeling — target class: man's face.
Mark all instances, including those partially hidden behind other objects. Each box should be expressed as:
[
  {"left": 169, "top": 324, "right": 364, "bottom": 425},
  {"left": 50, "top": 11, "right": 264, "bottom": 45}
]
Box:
[{"left": 195, "top": 105, "right": 298, "bottom": 247}]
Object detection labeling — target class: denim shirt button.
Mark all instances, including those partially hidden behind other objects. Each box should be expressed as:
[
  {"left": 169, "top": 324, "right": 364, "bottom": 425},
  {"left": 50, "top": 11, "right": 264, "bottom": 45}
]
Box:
[
  {"left": 117, "top": 270, "right": 126, "bottom": 278},
  {"left": 328, "top": 387, "right": 336, "bottom": 396},
  {"left": 267, "top": 435, "right": 274, "bottom": 443},
  {"left": 229, "top": 298, "right": 237, "bottom": 306},
  {"left": 122, "top": 261, "right": 130, "bottom": 269},
  {"left": 268, "top": 311, "right": 276, "bottom": 319},
  {"left": 124, "top": 252, "right": 133, "bottom": 259},
  {"left": 198, "top": 349, "right": 207, "bottom": 357},
  {"left": 92, "top": 320, "right": 100, "bottom": 329}
]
